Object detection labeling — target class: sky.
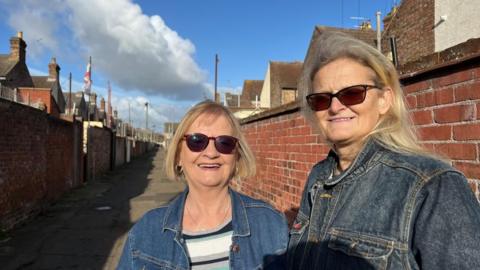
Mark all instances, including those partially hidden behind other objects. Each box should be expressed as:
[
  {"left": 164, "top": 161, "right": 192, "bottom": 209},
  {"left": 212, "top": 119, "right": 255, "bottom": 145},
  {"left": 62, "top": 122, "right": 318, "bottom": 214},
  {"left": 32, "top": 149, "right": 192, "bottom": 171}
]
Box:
[{"left": 0, "top": 0, "right": 398, "bottom": 132}]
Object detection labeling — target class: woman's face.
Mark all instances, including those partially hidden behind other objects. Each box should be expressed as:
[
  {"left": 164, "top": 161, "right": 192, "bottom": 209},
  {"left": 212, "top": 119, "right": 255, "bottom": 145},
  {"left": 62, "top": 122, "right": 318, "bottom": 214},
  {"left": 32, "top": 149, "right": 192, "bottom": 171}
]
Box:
[
  {"left": 179, "top": 113, "right": 237, "bottom": 191},
  {"left": 312, "top": 57, "right": 391, "bottom": 150}
]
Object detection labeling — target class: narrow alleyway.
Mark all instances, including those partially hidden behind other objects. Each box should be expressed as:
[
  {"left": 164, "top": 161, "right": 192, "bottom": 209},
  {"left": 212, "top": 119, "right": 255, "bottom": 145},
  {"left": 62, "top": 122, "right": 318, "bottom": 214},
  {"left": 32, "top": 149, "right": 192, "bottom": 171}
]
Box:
[{"left": 0, "top": 148, "right": 185, "bottom": 270}]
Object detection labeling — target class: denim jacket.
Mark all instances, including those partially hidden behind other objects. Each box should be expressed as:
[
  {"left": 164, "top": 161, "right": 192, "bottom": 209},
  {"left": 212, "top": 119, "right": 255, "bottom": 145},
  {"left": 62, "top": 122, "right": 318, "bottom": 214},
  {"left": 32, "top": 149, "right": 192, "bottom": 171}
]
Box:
[
  {"left": 287, "top": 139, "right": 480, "bottom": 270},
  {"left": 118, "top": 188, "right": 288, "bottom": 270}
]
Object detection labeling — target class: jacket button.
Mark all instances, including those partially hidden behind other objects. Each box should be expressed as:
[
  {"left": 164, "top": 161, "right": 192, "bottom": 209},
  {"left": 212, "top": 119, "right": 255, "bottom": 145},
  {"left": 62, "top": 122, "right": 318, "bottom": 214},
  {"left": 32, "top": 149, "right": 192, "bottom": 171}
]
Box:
[
  {"left": 231, "top": 244, "right": 240, "bottom": 253},
  {"left": 293, "top": 223, "right": 302, "bottom": 230}
]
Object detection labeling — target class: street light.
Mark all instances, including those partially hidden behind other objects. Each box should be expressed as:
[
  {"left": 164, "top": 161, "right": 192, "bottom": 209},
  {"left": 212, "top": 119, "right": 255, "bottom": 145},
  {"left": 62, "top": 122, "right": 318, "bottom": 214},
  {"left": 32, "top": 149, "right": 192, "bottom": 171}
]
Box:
[{"left": 145, "top": 102, "right": 149, "bottom": 130}]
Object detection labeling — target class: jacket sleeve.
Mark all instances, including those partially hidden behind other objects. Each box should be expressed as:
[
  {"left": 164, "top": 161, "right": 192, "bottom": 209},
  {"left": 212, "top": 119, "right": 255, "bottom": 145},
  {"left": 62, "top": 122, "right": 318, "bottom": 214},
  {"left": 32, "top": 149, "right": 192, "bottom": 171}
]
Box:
[
  {"left": 116, "top": 232, "right": 134, "bottom": 270},
  {"left": 411, "top": 171, "right": 480, "bottom": 269},
  {"left": 264, "top": 212, "right": 289, "bottom": 270}
]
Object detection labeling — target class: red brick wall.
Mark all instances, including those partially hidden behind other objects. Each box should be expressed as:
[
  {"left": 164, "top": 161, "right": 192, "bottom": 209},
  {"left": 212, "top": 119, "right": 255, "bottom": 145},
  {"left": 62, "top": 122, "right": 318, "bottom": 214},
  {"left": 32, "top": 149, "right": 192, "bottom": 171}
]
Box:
[
  {"left": 115, "top": 136, "right": 126, "bottom": 167},
  {"left": 382, "top": 0, "right": 435, "bottom": 65},
  {"left": 235, "top": 59, "right": 480, "bottom": 220},
  {"left": 0, "top": 99, "right": 82, "bottom": 230},
  {"left": 403, "top": 58, "right": 480, "bottom": 198},
  {"left": 45, "top": 117, "right": 80, "bottom": 200},
  {"left": 233, "top": 109, "right": 330, "bottom": 221},
  {"left": 86, "top": 127, "right": 112, "bottom": 181}
]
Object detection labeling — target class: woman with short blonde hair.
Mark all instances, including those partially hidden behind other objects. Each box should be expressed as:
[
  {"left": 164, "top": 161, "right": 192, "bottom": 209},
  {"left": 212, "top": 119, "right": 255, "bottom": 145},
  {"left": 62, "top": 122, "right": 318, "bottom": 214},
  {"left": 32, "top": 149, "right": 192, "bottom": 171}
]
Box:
[
  {"left": 165, "top": 100, "right": 256, "bottom": 181},
  {"left": 119, "top": 100, "right": 288, "bottom": 269}
]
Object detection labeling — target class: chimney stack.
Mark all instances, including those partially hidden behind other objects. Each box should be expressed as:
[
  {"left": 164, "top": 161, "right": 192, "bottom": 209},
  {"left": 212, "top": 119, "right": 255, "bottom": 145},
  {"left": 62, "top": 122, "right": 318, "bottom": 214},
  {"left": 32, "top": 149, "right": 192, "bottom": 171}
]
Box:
[
  {"left": 48, "top": 57, "right": 60, "bottom": 81},
  {"left": 100, "top": 97, "right": 106, "bottom": 111},
  {"left": 9, "top": 31, "right": 27, "bottom": 63}
]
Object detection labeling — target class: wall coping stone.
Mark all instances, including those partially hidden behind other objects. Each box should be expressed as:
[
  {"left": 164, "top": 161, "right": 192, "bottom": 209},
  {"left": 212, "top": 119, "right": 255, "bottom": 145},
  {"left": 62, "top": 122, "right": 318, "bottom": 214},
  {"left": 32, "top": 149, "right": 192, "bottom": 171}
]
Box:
[{"left": 240, "top": 100, "right": 300, "bottom": 125}]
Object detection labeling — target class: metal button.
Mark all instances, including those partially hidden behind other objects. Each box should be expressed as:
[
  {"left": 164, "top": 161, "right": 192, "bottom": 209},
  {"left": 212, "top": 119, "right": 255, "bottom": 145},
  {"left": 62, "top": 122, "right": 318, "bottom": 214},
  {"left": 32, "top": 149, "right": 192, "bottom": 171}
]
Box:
[
  {"left": 231, "top": 243, "right": 240, "bottom": 253},
  {"left": 293, "top": 223, "right": 302, "bottom": 230}
]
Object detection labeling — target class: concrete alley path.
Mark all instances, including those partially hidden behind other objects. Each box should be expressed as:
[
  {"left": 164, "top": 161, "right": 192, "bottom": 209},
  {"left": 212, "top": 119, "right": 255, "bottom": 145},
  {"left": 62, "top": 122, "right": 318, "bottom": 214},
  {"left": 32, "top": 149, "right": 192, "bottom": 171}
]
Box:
[{"left": 0, "top": 148, "right": 185, "bottom": 270}]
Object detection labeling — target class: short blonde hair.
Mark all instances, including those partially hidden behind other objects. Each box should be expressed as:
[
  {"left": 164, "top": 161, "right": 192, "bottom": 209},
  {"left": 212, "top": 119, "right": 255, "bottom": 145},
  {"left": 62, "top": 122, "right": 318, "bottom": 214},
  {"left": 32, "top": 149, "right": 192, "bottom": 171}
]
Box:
[
  {"left": 300, "top": 30, "right": 424, "bottom": 154},
  {"left": 165, "top": 100, "right": 256, "bottom": 181}
]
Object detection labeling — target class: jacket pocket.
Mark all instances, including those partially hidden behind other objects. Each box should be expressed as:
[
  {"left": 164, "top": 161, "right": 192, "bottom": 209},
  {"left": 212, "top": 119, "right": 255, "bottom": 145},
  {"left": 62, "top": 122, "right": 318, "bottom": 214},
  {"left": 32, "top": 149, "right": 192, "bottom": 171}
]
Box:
[
  {"left": 132, "top": 250, "right": 182, "bottom": 270},
  {"left": 326, "top": 228, "right": 394, "bottom": 270}
]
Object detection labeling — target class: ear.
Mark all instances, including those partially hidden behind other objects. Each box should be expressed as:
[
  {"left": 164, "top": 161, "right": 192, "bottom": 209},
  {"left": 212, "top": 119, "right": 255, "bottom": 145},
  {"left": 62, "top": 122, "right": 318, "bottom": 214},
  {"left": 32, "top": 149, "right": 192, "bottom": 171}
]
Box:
[{"left": 378, "top": 87, "right": 393, "bottom": 115}]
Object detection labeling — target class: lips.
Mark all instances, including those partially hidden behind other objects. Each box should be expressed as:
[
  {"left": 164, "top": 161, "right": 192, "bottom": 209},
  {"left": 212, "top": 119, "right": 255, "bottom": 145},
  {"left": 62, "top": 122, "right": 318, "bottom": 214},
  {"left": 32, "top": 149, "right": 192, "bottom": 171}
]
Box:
[
  {"left": 328, "top": 117, "right": 354, "bottom": 122},
  {"left": 198, "top": 163, "right": 221, "bottom": 169}
]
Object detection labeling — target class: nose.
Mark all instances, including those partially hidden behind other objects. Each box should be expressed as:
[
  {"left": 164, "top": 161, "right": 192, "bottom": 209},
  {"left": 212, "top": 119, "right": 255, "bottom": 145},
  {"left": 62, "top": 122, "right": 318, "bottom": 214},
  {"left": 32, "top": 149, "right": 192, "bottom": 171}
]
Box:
[
  {"left": 202, "top": 138, "right": 220, "bottom": 157},
  {"left": 329, "top": 97, "right": 346, "bottom": 112}
]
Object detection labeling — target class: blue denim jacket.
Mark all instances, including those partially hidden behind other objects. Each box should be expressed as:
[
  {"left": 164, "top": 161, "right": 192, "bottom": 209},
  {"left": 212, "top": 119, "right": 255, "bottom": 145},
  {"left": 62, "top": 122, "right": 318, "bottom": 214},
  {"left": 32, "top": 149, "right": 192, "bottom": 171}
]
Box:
[
  {"left": 287, "top": 139, "right": 480, "bottom": 269},
  {"left": 118, "top": 188, "right": 288, "bottom": 270}
]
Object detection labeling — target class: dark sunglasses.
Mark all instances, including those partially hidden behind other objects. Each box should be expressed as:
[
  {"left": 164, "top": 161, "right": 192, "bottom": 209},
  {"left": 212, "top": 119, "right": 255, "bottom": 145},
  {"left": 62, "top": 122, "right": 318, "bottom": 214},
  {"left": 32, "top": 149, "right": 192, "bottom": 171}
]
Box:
[
  {"left": 306, "top": 84, "right": 379, "bottom": 111},
  {"left": 183, "top": 133, "right": 238, "bottom": 154}
]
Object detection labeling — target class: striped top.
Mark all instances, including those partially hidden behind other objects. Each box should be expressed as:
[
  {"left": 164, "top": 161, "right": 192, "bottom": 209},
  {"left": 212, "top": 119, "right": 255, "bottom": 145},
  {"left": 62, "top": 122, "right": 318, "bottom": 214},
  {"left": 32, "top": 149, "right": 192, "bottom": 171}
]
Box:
[{"left": 183, "top": 220, "right": 233, "bottom": 270}]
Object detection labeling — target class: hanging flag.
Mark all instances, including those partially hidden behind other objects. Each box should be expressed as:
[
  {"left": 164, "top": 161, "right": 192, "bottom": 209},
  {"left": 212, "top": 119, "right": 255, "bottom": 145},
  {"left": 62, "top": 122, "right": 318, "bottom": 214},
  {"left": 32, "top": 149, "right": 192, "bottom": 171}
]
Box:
[{"left": 83, "top": 57, "right": 92, "bottom": 94}]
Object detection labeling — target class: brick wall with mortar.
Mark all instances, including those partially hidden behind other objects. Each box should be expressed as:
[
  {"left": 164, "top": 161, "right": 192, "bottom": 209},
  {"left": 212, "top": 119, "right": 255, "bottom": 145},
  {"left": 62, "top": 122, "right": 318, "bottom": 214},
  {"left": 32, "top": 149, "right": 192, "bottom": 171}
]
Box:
[
  {"left": 234, "top": 57, "right": 480, "bottom": 221},
  {"left": 0, "top": 99, "right": 82, "bottom": 230},
  {"left": 17, "top": 88, "right": 60, "bottom": 117},
  {"left": 115, "top": 136, "right": 126, "bottom": 167},
  {"left": 401, "top": 56, "right": 480, "bottom": 199},
  {"left": 86, "top": 126, "right": 112, "bottom": 181},
  {"left": 232, "top": 102, "right": 330, "bottom": 222}
]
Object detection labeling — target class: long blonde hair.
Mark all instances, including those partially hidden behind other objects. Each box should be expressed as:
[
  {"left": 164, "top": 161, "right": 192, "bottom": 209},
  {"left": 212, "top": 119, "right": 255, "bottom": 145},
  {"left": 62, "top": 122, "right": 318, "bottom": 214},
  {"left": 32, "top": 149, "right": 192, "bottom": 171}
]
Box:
[
  {"left": 300, "top": 30, "right": 424, "bottom": 154},
  {"left": 165, "top": 100, "right": 256, "bottom": 181}
]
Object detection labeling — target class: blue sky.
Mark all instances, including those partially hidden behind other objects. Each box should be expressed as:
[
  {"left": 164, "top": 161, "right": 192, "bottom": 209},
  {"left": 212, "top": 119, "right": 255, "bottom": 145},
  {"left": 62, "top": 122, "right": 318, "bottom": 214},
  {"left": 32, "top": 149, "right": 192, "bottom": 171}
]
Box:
[{"left": 0, "top": 0, "right": 397, "bottom": 131}]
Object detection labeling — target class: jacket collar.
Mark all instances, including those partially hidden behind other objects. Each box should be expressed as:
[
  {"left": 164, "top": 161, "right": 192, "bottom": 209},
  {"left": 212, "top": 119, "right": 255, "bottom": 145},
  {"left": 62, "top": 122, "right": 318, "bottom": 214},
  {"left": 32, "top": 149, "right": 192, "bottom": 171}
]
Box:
[
  {"left": 162, "top": 187, "right": 250, "bottom": 237},
  {"left": 323, "top": 138, "right": 384, "bottom": 187}
]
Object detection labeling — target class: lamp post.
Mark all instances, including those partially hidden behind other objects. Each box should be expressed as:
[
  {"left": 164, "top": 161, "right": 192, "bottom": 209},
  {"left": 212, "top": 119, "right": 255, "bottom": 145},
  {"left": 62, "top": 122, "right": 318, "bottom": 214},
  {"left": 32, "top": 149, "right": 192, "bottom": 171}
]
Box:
[
  {"left": 214, "top": 54, "right": 219, "bottom": 102},
  {"left": 145, "top": 102, "right": 149, "bottom": 130}
]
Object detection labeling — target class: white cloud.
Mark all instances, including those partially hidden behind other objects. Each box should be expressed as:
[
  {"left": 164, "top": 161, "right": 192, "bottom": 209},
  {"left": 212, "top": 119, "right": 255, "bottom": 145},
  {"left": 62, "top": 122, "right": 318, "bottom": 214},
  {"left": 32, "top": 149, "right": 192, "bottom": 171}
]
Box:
[{"left": 1, "top": 0, "right": 210, "bottom": 101}]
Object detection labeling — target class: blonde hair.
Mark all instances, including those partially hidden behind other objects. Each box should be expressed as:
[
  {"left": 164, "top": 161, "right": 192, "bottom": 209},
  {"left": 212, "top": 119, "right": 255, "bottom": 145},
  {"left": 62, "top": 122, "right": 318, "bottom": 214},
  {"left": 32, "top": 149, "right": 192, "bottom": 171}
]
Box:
[
  {"left": 300, "top": 30, "right": 425, "bottom": 154},
  {"left": 165, "top": 100, "right": 256, "bottom": 181}
]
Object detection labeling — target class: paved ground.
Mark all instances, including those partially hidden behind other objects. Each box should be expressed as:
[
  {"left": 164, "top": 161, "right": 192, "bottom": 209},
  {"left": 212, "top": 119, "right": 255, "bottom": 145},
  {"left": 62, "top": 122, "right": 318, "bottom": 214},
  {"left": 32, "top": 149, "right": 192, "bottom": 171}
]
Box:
[{"left": 0, "top": 148, "right": 185, "bottom": 270}]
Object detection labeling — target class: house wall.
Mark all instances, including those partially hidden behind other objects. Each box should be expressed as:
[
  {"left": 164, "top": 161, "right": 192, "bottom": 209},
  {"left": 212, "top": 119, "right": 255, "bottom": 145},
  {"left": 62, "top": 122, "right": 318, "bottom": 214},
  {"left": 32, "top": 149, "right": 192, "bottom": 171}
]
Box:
[
  {"left": 0, "top": 99, "right": 82, "bottom": 230},
  {"left": 382, "top": 0, "right": 435, "bottom": 65},
  {"left": 17, "top": 88, "right": 60, "bottom": 117},
  {"left": 434, "top": 0, "right": 480, "bottom": 52},
  {"left": 235, "top": 57, "right": 480, "bottom": 223},
  {"left": 260, "top": 66, "right": 271, "bottom": 108}
]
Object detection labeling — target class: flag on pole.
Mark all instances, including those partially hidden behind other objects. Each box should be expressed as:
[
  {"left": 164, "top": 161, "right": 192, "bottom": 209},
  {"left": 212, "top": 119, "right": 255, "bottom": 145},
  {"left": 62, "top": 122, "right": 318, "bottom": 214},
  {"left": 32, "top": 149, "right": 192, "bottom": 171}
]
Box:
[
  {"left": 83, "top": 57, "right": 92, "bottom": 94},
  {"left": 107, "top": 81, "right": 112, "bottom": 128}
]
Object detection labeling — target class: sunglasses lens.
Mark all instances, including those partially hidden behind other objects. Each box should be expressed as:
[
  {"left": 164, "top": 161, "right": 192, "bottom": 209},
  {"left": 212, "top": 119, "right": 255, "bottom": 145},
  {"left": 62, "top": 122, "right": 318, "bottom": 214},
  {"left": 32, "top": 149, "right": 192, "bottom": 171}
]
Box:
[
  {"left": 185, "top": 133, "right": 208, "bottom": 152},
  {"left": 338, "top": 86, "right": 366, "bottom": 106},
  {"left": 307, "top": 94, "right": 330, "bottom": 111},
  {"left": 184, "top": 133, "right": 237, "bottom": 154},
  {"left": 215, "top": 136, "right": 238, "bottom": 154},
  {"left": 307, "top": 85, "right": 369, "bottom": 111}
]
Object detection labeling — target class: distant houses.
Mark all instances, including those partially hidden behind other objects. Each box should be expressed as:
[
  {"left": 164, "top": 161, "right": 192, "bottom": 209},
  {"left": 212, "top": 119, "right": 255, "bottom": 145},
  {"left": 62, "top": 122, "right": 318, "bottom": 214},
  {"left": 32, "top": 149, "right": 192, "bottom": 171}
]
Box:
[{"left": 0, "top": 31, "right": 117, "bottom": 128}]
